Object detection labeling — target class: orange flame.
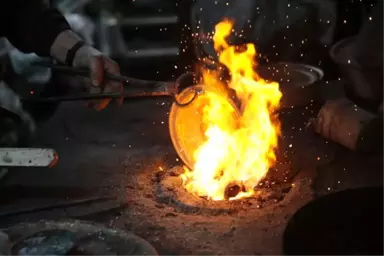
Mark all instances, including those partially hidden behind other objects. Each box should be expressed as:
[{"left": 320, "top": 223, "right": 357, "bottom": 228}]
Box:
[{"left": 181, "top": 20, "right": 282, "bottom": 200}]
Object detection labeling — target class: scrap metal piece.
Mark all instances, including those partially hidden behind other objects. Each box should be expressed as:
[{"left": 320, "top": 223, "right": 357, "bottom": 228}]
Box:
[{"left": 0, "top": 148, "right": 58, "bottom": 167}]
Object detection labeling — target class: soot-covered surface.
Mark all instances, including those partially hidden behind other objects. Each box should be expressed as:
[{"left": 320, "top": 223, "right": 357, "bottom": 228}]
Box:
[{"left": 0, "top": 93, "right": 382, "bottom": 254}]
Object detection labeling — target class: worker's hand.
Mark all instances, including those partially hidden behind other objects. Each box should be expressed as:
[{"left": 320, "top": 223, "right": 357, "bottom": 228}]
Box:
[
  {"left": 50, "top": 30, "right": 123, "bottom": 110},
  {"left": 72, "top": 45, "right": 123, "bottom": 111}
]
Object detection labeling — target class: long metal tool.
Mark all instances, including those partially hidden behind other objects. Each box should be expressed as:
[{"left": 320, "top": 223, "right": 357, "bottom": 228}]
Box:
[
  {"left": 22, "top": 92, "right": 170, "bottom": 103},
  {"left": 35, "top": 62, "right": 167, "bottom": 89},
  {"left": 25, "top": 63, "right": 199, "bottom": 107},
  {"left": 0, "top": 195, "right": 117, "bottom": 218}
]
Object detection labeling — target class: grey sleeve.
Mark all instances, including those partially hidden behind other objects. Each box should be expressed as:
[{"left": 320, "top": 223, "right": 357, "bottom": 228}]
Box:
[{"left": 353, "top": 1, "right": 383, "bottom": 68}]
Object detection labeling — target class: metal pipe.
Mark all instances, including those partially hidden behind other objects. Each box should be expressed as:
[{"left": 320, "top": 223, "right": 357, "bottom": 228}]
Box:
[
  {"left": 22, "top": 91, "right": 171, "bottom": 103},
  {"left": 0, "top": 195, "right": 117, "bottom": 218},
  {"left": 35, "top": 62, "right": 168, "bottom": 88},
  {"left": 119, "top": 47, "right": 179, "bottom": 59},
  {"left": 120, "top": 15, "right": 178, "bottom": 27}
]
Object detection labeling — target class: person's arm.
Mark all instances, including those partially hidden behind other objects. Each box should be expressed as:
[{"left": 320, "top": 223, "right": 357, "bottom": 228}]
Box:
[
  {"left": 5, "top": 0, "right": 123, "bottom": 111},
  {"left": 354, "top": 0, "right": 383, "bottom": 68},
  {"left": 5, "top": 0, "right": 71, "bottom": 57}
]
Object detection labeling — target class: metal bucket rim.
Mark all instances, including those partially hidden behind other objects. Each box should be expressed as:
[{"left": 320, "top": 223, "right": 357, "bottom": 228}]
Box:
[
  {"left": 329, "top": 37, "right": 363, "bottom": 68},
  {"left": 278, "top": 62, "right": 324, "bottom": 83},
  {"left": 169, "top": 85, "right": 240, "bottom": 169},
  {"left": 258, "top": 62, "right": 324, "bottom": 89}
]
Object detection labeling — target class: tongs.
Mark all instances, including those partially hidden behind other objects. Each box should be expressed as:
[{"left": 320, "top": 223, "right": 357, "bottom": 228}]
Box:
[{"left": 24, "top": 62, "right": 199, "bottom": 107}]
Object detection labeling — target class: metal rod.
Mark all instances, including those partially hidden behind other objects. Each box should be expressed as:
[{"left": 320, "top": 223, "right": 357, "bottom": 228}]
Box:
[
  {"left": 119, "top": 47, "right": 179, "bottom": 59},
  {"left": 23, "top": 68, "right": 199, "bottom": 104},
  {"left": 0, "top": 195, "right": 117, "bottom": 218},
  {"left": 120, "top": 15, "right": 178, "bottom": 27},
  {"left": 22, "top": 91, "right": 171, "bottom": 103},
  {"left": 35, "top": 62, "right": 167, "bottom": 88}
]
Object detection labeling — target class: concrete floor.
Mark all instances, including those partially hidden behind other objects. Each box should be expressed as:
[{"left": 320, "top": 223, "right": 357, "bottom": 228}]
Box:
[{"left": 0, "top": 94, "right": 382, "bottom": 254}]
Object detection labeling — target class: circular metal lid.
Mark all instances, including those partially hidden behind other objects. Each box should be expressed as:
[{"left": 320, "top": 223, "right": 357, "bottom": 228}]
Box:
[
  {"left": 169, "top": 84, "right": 240, "bottom": 170},
  {"left": 257, "top": 62, "right": 324, "bottom": 107},
  {"left": 330, "top": 37, "right": 355, "bottom": 66},
  {"left": 257, "top": 62, "right": 324, "bottom": 89},
  {"left": 6, "top": 220, "right": 158, "bottom": 255}
]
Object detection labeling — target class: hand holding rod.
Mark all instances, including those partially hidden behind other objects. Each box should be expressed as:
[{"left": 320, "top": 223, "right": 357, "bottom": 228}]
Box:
[{"left": 25, "top": 64, "right": 200, "bottom": 107}]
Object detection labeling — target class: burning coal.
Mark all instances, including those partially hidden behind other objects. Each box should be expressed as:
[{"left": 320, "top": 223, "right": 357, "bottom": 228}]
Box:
[{"left": 180, "top": 20, "right": 282, "bottom": 201}]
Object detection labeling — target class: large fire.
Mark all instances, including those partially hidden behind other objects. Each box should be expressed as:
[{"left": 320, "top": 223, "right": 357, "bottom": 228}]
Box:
[{"left": 180, "top": 20, "right": 282, "bottom": 201}]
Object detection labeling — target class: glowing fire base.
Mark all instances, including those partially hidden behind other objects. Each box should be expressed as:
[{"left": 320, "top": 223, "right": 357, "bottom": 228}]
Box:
[{"left": 154, "top": 166, "right": 295, "bottom": 215}]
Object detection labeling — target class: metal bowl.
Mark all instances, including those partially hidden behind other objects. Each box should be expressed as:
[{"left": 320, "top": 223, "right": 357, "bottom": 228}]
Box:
[
  {"left": 257, "top": 62, "right": 324, "bottom": 108},
  {"left": 169, "top": 85, "right": 240, "bottom": 169}
]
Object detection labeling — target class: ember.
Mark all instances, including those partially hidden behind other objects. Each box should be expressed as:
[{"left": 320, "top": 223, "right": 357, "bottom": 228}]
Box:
[{"left": 180, "top": 20, "right": 282, "bottom": 200}]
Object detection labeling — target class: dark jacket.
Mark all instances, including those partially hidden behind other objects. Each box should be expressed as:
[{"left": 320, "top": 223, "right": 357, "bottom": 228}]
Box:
[{"left": 0, "top": 0, "right": 70, "bottom": 57}]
